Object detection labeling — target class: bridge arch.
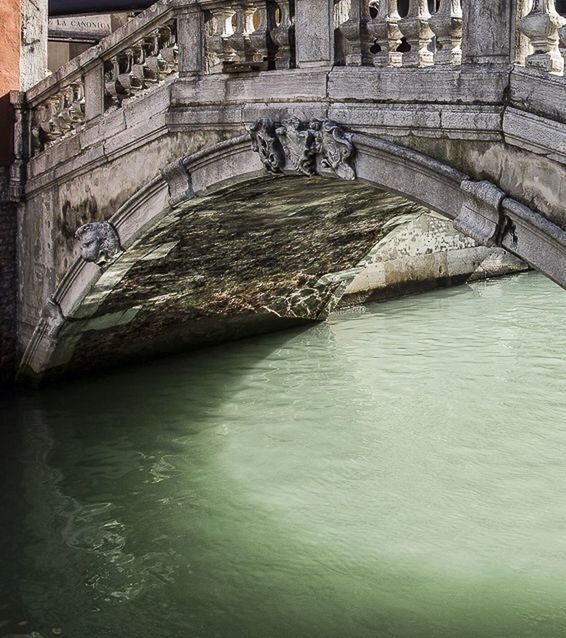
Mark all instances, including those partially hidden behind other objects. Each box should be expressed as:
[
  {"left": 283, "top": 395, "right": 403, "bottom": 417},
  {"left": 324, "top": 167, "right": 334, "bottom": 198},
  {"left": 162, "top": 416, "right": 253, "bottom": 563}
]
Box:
[{"left": 18, "top": 129, "right": 566, "bottom": 381}]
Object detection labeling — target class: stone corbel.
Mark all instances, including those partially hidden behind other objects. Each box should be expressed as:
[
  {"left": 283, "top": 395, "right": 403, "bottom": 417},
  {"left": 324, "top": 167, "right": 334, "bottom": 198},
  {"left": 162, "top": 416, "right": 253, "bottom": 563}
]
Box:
[
  {"left": 454, "top": 179, "right": 507, "bottom": 247},
  {"left": 161, "top": 158, "right": 194, "bottom": 206}
]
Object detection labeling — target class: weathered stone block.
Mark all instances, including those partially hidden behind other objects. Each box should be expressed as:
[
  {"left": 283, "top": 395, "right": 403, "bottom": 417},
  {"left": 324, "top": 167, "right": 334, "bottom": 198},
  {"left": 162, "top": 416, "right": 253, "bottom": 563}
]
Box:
[
  {"left": 454, "top": 180, "right": 506, "bottom": 247},
  {"left": 295, "top": 0, "right": 333, "bottom": 67}
]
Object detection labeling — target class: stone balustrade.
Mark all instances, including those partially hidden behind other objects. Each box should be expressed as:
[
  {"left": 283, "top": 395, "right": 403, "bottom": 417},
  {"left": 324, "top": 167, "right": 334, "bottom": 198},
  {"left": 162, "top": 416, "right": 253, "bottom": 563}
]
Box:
[
  {"left": 30, "top": 81, "right": 86, "bottom": 155},
  {"left": 333, "top": 0, "right": 566, "bottom": 71},
  {"left": 204, "top": 1, "right": 295, "bottom": 73},
  {"left": 30, "top": 18, "right": 179, "bottom": 154},
  {"left": 104, "top": 19, "right": 178, "bottom": 107},
  {"left": 27, "top": 2, "right": 183, "bottom": 154},
  {"left": 22, "top": 0, "right": 566, "bottom": 157},
  {"left": 334, "top": 0, "right": 462, "bottom": 68}
]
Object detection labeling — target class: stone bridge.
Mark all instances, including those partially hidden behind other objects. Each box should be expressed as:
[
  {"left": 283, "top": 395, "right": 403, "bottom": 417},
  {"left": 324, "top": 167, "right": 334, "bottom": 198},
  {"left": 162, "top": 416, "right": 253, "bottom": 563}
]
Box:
[{"left": 3, "top": 0, "right": 566, "bottom": 381}]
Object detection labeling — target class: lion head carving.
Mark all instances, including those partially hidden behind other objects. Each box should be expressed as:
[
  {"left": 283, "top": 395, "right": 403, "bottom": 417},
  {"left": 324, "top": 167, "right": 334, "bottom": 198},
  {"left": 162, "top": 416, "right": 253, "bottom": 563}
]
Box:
[{"left": 75, "top": 221, "right": 122, "bottom": 265}]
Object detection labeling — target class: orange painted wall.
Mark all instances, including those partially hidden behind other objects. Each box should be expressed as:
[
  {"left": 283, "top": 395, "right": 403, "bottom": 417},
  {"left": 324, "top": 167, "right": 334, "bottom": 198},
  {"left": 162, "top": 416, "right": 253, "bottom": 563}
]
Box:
[{"left": 0, "top": 0, "right": 20, "bottom": 166}]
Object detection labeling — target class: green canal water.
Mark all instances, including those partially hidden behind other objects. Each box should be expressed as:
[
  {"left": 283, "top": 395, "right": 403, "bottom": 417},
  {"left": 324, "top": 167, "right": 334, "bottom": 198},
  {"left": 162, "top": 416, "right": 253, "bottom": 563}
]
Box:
[{"left": 1, "top": 271, "right": 566, "bottom": 638}]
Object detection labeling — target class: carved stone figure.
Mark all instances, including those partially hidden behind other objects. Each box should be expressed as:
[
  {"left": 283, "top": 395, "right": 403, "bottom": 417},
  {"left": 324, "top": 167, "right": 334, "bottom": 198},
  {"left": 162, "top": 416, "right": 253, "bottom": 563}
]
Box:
[
  {"left": 75, "top": 222, "right": 122, "bottom": 265},
  {"left": 249, "top": 118, "right": 286, "bottom": 173},
  {"left": 249, "top": 117, "right": 356, "bottom": 180},
  {"left": 277, "top": 117, "right": 317, "bottom": 176},
  {"left": 311, "top": 119, "right": 356, "bottom": 181}
]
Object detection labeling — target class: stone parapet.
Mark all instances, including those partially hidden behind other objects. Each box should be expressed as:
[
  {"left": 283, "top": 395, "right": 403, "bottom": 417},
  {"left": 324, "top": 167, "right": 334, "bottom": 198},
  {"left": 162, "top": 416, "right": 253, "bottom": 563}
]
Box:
[{"left": 20, "top": 0, "right": 566, "bottom": 158}]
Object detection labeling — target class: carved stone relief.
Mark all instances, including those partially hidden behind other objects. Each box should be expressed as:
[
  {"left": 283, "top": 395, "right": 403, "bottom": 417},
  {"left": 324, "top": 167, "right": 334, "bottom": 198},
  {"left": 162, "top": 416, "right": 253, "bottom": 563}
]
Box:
[
  {"left": 249, "top": 118, "right": 287, "bottom": 173},
  {"left": 249, "top": 117, "right": 356, "bottom": 180},
  {"left": 75, "top": 221, "right": 122, "bottom": 265}
]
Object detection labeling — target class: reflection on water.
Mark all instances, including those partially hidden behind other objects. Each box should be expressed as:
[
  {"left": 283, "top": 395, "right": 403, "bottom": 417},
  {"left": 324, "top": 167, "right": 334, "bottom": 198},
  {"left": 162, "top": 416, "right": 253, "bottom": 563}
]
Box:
[{"left": 1, "top": 272, "right": 566, "bottom": 638}]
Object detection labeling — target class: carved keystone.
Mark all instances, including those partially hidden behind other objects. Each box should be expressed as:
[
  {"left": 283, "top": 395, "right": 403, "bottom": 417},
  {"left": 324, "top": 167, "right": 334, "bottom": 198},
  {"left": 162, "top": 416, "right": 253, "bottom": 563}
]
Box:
[
  {"left": 249, "top": 117, "right": 356, "bottom": 180},
  {"left": 75, "top": 221, "right": 122, "bottom": 265},
  {"left": 454, "top": 180, "right": 507, "bottom": 247}
]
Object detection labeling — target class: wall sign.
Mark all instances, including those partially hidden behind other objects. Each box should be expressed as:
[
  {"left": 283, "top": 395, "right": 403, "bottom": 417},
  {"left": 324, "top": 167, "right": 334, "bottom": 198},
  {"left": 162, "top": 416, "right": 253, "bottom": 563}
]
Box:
[{"left": 48, "top": 15, "right": 112, "bottom": 42}]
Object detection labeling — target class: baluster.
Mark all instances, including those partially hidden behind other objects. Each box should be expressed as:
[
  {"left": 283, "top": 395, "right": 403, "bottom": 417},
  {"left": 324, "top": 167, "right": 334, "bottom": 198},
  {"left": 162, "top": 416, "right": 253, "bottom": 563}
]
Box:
[
  {"left": 116, "top": 48, "right": 144, "bottom": 98},
  {"left": 31, "top": 104, "right": 48, "bottom": 154},
  {"left": 338, "top": 0, "right": 373, "bottom": 65},
  {"left": 130, "top": 40, "right": 149, "bottom": 88},
  {"left": 43, "top": 97, "right": 59, "bottom": 142},
  {"left": 51, "top": 92, "right": 72, "bottom": 139},
  {"left": 205, "top": 7, "right": 238, "bottom": 73},
  {"left": 225, "top": 2, "right": 248, "bottom": 66},
  {"left": 104, "top": 57, "right": 122, "bottom": 107},
  {"left": 68, "top": 82, "right": 85, "bottom": 125},
  {"left": 247, "top": 2, "right": 269, "bottom": 67},
  {"left": 514, "top": 0, "right": 531, "bottom": 65},
  {"left": 398, "top": 0, "right": 434, "bottom": 67},
  {"left": 368, "top": 0, "right": 402, "bottom": 67},
  {"left": 520, "top": 0, "right": 565, "bottom": 73},
  {"left": 429, "top": 0, "right": 462, "bottom": 65},
  {"left": 58, "top": 88, "right": 74, "bottom": 132},
  {"left": 158, "top": 23, "right": 179, "bottom": 77},
  {"left": 270, "top": 1, "right": 295, "bottom": 69},
  {"left": 143, "top": 29, "right": 163, "bottom": 82}
]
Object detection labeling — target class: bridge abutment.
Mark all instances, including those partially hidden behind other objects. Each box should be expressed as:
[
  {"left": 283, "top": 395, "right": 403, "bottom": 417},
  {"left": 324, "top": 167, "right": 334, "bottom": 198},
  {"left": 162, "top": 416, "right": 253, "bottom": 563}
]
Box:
[{"left": 342, "top": 213, "right": 527, "bottom": 307}]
